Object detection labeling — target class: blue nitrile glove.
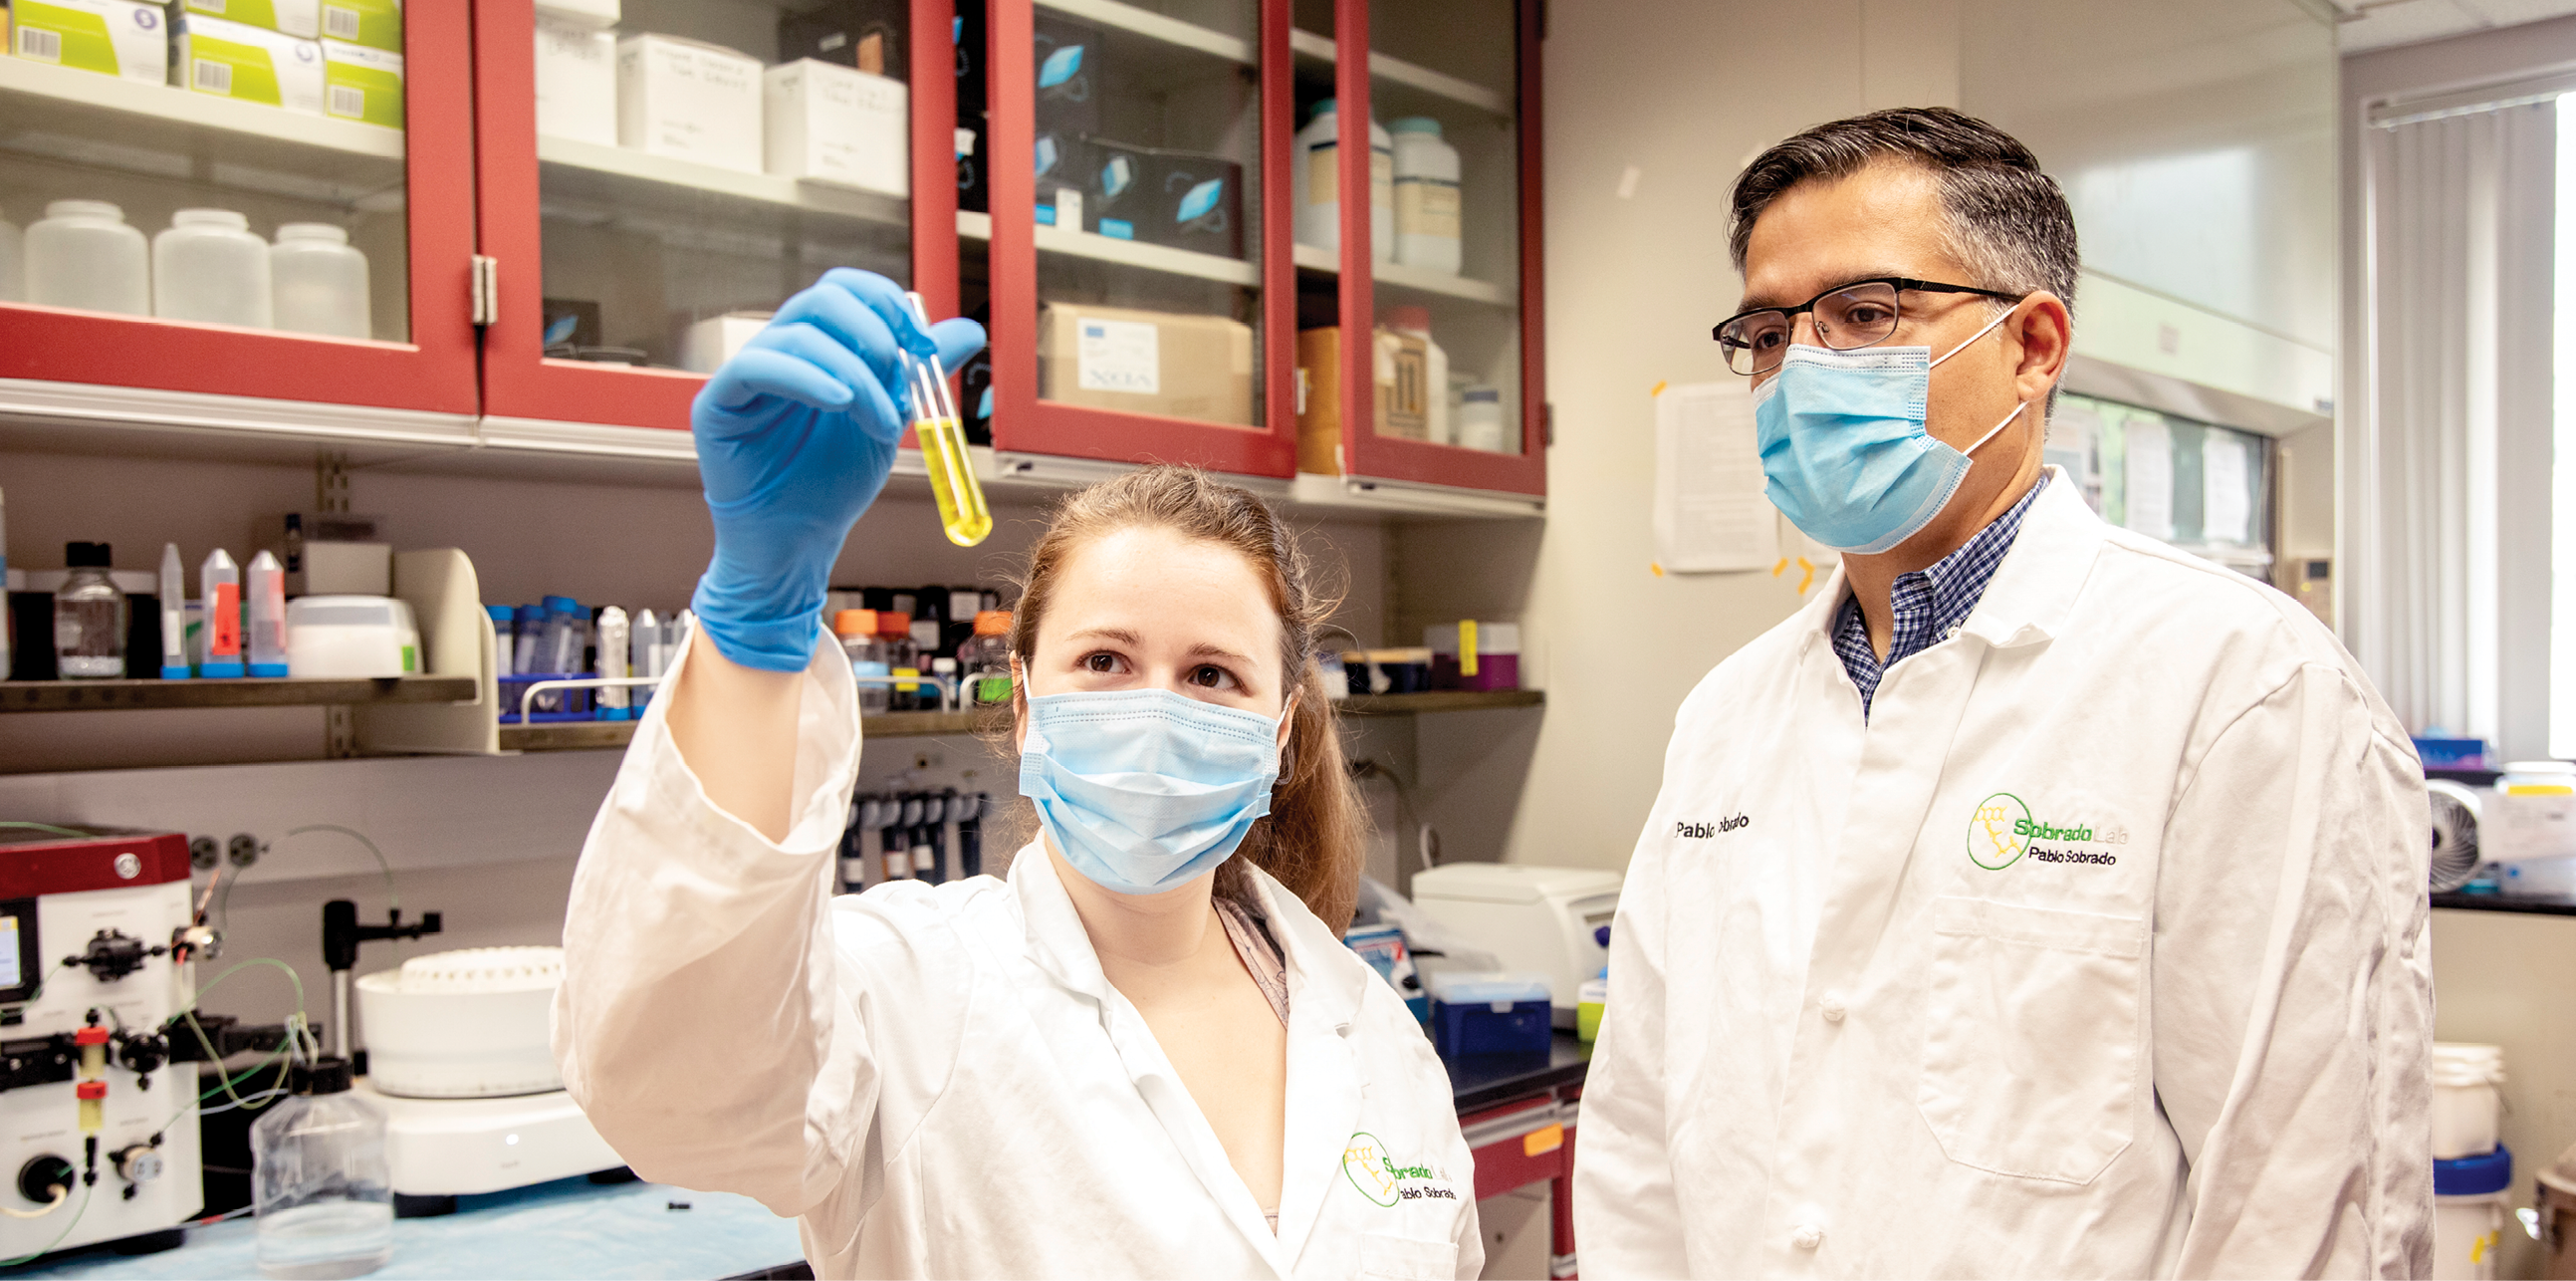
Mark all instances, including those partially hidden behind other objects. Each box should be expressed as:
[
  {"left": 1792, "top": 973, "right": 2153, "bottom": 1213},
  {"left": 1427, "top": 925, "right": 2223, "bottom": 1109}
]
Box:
[{"left": 688, "top": 268, "right": 988, "bottom": 671}]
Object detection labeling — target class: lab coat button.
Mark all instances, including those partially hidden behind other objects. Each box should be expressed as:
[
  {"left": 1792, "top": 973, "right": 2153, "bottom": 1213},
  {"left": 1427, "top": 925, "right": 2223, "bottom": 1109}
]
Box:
[
  {"left": 1792, "top": 1222, "right": 1824, "bottom": 1251},
  {"left": 1946, "top": 624, "right": 1963, "bottom": 640},
  {"left": 1818, "top": 991, "right": 1847, "bottom": 1023}
]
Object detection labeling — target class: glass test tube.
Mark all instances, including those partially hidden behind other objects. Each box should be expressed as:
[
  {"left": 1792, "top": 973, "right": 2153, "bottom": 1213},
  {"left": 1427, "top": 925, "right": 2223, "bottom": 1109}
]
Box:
[{"left": 902, "top": 292, "right": 992, "bottom": 548}]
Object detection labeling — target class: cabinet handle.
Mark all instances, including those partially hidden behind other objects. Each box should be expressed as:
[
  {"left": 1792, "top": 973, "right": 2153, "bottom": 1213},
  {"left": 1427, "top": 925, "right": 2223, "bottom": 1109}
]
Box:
[{"left": 470, "top": 255, "right": 499, "bottom": 327}]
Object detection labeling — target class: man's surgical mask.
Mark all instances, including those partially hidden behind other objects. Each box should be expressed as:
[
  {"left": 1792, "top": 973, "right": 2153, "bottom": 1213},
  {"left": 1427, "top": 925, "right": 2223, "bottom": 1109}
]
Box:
[
  {"left": 1018, "top": 688, "right": 1282, "bottom": 897},
  {"left": 1753, "top": 307, "right": 2024, "bottom": 556}
]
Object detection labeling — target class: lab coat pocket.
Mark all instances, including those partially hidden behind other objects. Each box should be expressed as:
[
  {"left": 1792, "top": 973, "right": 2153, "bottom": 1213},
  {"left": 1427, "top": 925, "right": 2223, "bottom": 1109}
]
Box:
[
  {"left": 1356, "top": 1232, "right": 1459, "bottom": 1281},
  {"left": 1916, "top": 896, "right": 2144, "bottom": 1184}
]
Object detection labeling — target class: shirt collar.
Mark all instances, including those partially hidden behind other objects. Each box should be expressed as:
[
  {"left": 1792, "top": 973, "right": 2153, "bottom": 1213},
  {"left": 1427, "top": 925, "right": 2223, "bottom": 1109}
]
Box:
[{"left": 1798, "top": 465, "right": 2098, "bottom": 655}]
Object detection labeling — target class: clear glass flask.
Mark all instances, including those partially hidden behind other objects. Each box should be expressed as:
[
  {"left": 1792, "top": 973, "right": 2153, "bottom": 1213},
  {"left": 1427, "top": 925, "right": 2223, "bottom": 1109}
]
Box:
[
  {"left": 252, "top": 1057, "right": 391, "bottom": 1279},
  {"left": 901, "top": 292, "right": 991, "bottom": 548}
]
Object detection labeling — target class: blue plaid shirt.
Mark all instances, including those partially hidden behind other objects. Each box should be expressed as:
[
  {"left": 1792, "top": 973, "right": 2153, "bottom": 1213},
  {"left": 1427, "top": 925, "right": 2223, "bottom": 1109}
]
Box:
[{"left": 1832, "top": 475, "right": 2049, "bottom": 719}]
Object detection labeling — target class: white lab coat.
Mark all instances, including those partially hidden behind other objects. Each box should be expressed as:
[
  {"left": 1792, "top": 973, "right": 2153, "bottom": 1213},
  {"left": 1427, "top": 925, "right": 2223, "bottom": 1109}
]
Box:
[
  {"left": 1575, "top": 473, "right": 2434, "bottom": 1278},
  {"left": 553, "top": 637, "right": 1481, "bottom": 1281}
]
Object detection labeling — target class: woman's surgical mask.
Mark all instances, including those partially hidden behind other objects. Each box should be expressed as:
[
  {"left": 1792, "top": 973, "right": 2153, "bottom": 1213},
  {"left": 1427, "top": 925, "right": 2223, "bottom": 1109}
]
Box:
[
  {"left": 1753, "top": 306, "right": 2024, "bottom": 556},
  {"left": 1019, "top": 687, "right": 1283, "bottom": 896}
]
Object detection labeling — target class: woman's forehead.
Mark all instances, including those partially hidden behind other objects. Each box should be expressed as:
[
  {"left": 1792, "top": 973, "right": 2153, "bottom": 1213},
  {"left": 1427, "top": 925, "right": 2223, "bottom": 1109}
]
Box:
[{"left": 1042, "top": 527, "right": 1283, "bottom": 653}]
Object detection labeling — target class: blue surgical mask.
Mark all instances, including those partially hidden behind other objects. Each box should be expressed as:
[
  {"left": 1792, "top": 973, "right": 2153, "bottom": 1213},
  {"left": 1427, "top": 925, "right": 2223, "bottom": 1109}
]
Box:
[
  {"left": 1019, "top": 688, "right": 1283, "bottom": 897},
  {"left": 1753, "top": 308, "right": 2025, "bottom": 555}
]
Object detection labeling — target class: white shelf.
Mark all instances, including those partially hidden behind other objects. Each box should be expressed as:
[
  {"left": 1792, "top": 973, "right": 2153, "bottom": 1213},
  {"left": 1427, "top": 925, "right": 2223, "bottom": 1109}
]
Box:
[
  {"left": 1287, "top": 29, "right": 1511, "bottom": 118},
  {"left": 958, "top": 210, "right": 1260, "bottom": 287},
  {"left": 0, "top": 55, "right": 404, "bottom": 205},
  {"left": 1039, "top": 0, "right": 1253, "bottom": 65},
  {"left": 1292, "top": 242, "right": 1518, "bottom": 307},
  {"left": 1289, "top": 471, "right": 1541, "bottom": 519},
  {"left": 538, "top": 134, "right": 907, "bottom": 226},
  {"left": 0, "top": 55, "right": 405, "bottom": 160}
]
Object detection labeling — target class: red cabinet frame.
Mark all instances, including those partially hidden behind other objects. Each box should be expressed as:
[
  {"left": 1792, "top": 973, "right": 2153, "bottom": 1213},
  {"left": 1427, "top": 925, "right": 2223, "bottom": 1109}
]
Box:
[
  {"left": 983, "top": 0, "right": 1301, "bottom": 478},
  {"left": 1330, "top": 0, "right": 1545, "bottom": 497},
  {"left": 472, "top": 0, "right": 961, "bottom": 433},
  {"left": 0, "top": 2, "right": 481, "bottom": 415}
]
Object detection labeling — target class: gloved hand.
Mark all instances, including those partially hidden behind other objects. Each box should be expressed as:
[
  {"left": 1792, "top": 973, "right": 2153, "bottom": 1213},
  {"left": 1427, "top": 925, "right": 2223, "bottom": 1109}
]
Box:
[{"left": 688, "top": 268, "right": 987, "bottom": 671}]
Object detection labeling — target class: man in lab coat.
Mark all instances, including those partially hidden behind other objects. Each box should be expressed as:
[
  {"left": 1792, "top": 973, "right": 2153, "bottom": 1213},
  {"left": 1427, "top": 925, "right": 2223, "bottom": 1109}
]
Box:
[{"left": 1575, "top": 108, "right": 2434, "bottom": 1277}]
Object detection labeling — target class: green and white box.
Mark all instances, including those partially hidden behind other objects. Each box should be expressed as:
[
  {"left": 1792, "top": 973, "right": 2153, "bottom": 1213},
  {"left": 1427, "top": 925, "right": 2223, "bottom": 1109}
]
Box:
[
  {"left": 178, "top": 0, "right": 321, "bottom": 41},
  {"left": 316, "top": 0, "right": 398, "bottom": 53},
  {"left": 11, "top": 0, "right": 170, "bottom": 86},
  {"left": 322, "top": 39, "right": 401, "bottom": 128},
  {"left": 176, "top": 13, "right": 325, "bottom": 116}
]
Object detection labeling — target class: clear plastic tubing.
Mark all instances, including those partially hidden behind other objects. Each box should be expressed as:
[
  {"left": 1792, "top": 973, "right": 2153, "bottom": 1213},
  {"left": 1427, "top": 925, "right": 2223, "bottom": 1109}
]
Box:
[
  {"left": 902, "top": 292, "right": 992, "bottom": 548},
  {"left": 245, "top": 550, "right": 289, "bottom": 676},
  {"left": 199, "top": 549, "right": 245, "bottom": 677},
  {"left": 154, "top": 209, "right": 273, "bottom": 328},
  {"left": 271, "top": 223, "right": 371, "bottom": 339},
  {"left": 26, "top": 200, "right": 149, "bottom": 316}
]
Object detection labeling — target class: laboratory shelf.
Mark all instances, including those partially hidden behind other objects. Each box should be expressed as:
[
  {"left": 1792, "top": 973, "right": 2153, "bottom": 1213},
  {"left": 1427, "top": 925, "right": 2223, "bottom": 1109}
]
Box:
[
  {"left": 0, "top": 56, "right": 407, "bottom": 193},
  {"left": 2432, "top": 893, "right": 2576, "bottom": 917},
  {"left": 537, "top": 134, "right": 909, "bottom": 229},
  {"left": 1287, "top": 27, "right": 1512, "bottom": 118},
  {"left": 496, "top": 690, "right": 1544, "bottom": 752},
  {"left": 0, "top": 675, "right": 478, "bottom": 713},
  {"left": 1039, "top": 0, "right": 1255, "bottom": 65},
  {"left": 959, "top": 210, "right": 1261, "bottom": 286},
  {"left": 1291, "top": 243, "right": 1519, "bottom": 307}
]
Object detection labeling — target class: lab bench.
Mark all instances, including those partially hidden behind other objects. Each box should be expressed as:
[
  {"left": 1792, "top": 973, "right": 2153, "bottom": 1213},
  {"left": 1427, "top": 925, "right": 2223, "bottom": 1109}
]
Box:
[
  {"left": 1, "top": 1173, "right": 803, "bottom": 1281},
  {"left": 6, "top": 1035, "right": 1593, "bottom": 1280}
]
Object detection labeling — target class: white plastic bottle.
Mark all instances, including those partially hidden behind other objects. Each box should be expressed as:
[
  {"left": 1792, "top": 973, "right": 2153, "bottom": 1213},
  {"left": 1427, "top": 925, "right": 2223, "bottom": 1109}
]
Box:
[
  {"left": 245, "top": 551, "right": 288, "bottom": 676},
  {"left": 25, "top": 200, "right": 149, "bottom": 316},
  {"left": 200, "top": 548, "right": 245, "bottom": 678},
  {"left": 271, "top": 224, "right": 371, "bottom": 339},
  {"left": 1457, "top": 386, "right": 1508, "bottom": 452},
  {"left": 155, "top": 209, "right": 273, "bottom": 328},
  {"left": 0, "top": 216, "right": 23, "bottom": 302},
  {"left": 1292, "top": 100, "right": 1394, "bottom": 262},
  {"left": 1390, "top": 117, "right": 1462, "bottom": 274},
  {"left": 1383, "top": 306, "right": 1450, "bottom": 445}
]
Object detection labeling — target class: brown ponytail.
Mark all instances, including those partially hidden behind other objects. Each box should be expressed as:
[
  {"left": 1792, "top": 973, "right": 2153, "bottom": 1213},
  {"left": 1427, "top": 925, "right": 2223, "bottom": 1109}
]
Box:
[{"left": 1004, "top": 466, "right": 1366, "bottom": 930}]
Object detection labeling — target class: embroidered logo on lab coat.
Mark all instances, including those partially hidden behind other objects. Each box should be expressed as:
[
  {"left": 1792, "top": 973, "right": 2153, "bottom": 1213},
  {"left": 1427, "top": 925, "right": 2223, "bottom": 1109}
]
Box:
[
  {"left": 1342, "top": 1133, "right": 1460, "bottom": 1207},
  {"left": 1969, "top": 793, "right": 2033, "bottom": 870}
]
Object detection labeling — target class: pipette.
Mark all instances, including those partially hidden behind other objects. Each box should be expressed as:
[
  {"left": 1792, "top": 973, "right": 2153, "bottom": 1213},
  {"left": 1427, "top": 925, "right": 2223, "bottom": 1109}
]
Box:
[{"left": 901, "top": 292, "right": 992, "bottom": 548}]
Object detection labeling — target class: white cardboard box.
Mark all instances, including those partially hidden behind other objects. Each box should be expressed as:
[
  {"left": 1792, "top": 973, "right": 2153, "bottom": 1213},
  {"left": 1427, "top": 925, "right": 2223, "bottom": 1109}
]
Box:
[
  {"left": 616, "top": 33, "right": 762, "bottom": 174},
  {"left": 13, "top": 0, "right": 172, "bottom": 84},
  {"left": 534, "top": 0, "right": 617, "bottom": 29},
  {"left": 535, "top": 14, "right": 614, "bottom": 145},
  {"left": 763, "top": 59, "right": 908, "bottom": 196},
  {"left": 678, "top": 311, "right": 772, "bottom": 375},
  {"left": 176, "top": 12, "right": 325, "bottom": 115}
]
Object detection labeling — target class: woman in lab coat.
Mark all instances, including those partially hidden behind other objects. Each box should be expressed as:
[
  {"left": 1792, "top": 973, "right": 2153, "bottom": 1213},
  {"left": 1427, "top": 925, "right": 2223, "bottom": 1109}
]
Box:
[{"left": 552, "top": 270, "right": 1479, "bottom": 1281}]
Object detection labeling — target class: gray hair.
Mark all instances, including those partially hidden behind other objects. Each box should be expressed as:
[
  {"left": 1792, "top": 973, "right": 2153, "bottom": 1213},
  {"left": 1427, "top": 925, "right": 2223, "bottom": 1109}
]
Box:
[{"left": 1729, "top": 108, "right": 2078, "bottom": 323}]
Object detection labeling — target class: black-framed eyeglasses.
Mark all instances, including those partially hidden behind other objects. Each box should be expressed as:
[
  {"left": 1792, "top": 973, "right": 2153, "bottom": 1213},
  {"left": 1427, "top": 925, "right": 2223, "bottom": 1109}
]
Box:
[{"left": 1711, "top": 277, "right": 2024, "bottom": 377}]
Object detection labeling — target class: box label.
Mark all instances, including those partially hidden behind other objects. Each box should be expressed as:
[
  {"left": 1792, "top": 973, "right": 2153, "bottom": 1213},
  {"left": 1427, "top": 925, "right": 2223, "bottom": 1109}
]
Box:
[
  {"left": 1076, "top": 319, "right": 1159, "bottom": 395},
  {"left": 180, "top": 15, "right": 325, "bottom": 114},
  {"left": 1395, "top": 176, "right": 1461, "bottom": 239}
]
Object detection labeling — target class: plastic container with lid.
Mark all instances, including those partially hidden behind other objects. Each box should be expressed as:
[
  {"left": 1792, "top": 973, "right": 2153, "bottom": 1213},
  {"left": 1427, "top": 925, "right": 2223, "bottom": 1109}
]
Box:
[
  {"left": 26, "top": 200, "right": 149, "bottom": 315},
  {"left": 1383, "top": 306, "right": 1450, "bottom": 445},
  {"left": 2493, "top": 761, "right": 2576, "bottom": 890},
  {"left": 876, "top": 612, "right": 921, "bottom": 710},
  {"left": 2433, "top": 1042, "right": 2506, "bottom": 1160},
  {"left": 1457, "top": 386, "right": 1509, "bottom": 452},
  {"left": 1292, "top": 99, "right": 1393, "bottom": 261},
  {"left": 838, "top": 609, "right": 890, "bottom": 714},
  {"left": 244, "top": 550, "right": 290, "bottom": 676},
  {"left": 1389, "top": 117, "right": 1462, "bottom": 274},
  {"left": 271, "top": 223, "right": 371, "bottom": 339},
  {"left": 2433, "top": 1144, "right": 2510, "bottom": 1281},
  {"left": 1425, "top": 620, "right": 1520, "bottom": 692},
  {"left": 958, "top": 610, "right": 1014, "bottom": 705},
  {"left": 53, "top": 541, "right": 126, "bottom": 679},
  {"left": 1425, "top": 971, "right": 1552, "bottom": 1057},
  {"left": 252, "top": 1056, "right": 392, "bottom": 1280},
  {"left": 154, "top": 209, "right": 274, "bottom": 328}
]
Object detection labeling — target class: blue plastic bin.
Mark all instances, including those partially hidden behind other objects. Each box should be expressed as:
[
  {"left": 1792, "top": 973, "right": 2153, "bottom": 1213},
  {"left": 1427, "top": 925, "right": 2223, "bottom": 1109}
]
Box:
[{"left": 1427, "top": 972, "right": 1552, "bottom": 1057}]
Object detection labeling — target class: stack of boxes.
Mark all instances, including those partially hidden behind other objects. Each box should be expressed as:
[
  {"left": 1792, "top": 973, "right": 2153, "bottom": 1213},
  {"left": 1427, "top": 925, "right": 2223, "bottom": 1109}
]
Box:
[{"left": 6, "top": 0, "right": 404, "bottom": 128}]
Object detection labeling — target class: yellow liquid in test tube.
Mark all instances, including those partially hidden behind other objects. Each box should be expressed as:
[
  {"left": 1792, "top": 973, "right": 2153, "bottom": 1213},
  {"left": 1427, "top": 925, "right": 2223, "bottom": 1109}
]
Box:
[{"left": 903, "top": 292, "right": 992, "bottom": 548}]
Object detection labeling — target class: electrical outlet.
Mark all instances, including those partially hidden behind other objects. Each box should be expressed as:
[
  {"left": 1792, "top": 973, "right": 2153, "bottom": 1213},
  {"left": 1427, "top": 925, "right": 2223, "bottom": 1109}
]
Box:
[
  {"left": 188, "top": 837, "right": 221, "bottom": 871},
  {"left": 226, "top": 834, "right": 265, "bottom": 868}
]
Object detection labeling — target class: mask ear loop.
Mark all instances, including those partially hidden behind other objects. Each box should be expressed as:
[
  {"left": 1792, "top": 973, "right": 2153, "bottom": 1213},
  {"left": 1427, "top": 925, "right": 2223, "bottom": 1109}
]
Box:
[
  {"left": 1963, "top": 400, "right": 2025, "bottom": 456},
  {"left": 1931, "top": 299, "right": 2028, "bottom": 457}
]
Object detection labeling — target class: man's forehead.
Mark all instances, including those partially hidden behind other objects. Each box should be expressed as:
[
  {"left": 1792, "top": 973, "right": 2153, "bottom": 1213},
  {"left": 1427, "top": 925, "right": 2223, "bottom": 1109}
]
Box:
[{"left": 1738, "top": 162, "right": 1956, "bottom": 309}]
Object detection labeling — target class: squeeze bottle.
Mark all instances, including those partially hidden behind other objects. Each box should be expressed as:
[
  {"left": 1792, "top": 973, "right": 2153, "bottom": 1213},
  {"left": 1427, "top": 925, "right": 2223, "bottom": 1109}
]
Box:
[
  {"left": 199, "top": 549, "right": 244, "bottom": 677},
  {"left": 159, "top": 543, "right": 191, "bottom": 679},
  {"left": 245, "top": 551, "right": 288, "bottom": 676}
]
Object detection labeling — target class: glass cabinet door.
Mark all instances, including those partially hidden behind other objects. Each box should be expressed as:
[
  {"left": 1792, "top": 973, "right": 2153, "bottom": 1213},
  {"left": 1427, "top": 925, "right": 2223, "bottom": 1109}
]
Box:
[
  {"left": 982, "top": 0, "right": 1297, "bottom": 478},
  {"left": 1293, "top": 0, "right": 1540, "bottom": 495},
  {"left": 0, "top": 0, "right": 477, "bottom": 414},
  {"left": 478, "top": 0, "right": 951, "bottom": 432}
]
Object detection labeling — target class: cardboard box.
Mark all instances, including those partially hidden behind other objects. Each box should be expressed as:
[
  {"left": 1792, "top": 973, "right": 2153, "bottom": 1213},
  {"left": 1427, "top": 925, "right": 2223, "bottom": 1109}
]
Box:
[
  {"left": 534, "top": 0, "right": 616, "bottom": 29},
  {"left": 1294, "top": 326, "right": 1410, "bottom": 473},
  {"left": 316, "top": 0, "right": 399, "bottom": 54},
  {"left": 617, "top": 34, "right": 763, "bottom": 174},
  {"left": 678, "top": 310, "right": 772, "bottom": 374},
  {"left": 1087, "top": 139, "right": 1244, "bottom": 258},
  {"left": 779, "top": 0, "right": 902, "bottom": 77},
  {"left": 535, "top": 13, "right": 614, "bottom": 145},
  {"left": 322, "top": 38, "right": 400, "bottom": 128},
  {"left": 12, "top": 0, "right": 168, "bottom": 85},
  {"left": 763, "top": 59, "right": 907, "bottom": 195},
  {"left": 177, "top": 13, "right": 325, "bottom": 115},
  {"left": 178, "top": 0, "right": 318, "bottom": 39},
  {"left": 1039, "top": 303, "right": 1253, "bottom": 426}
]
